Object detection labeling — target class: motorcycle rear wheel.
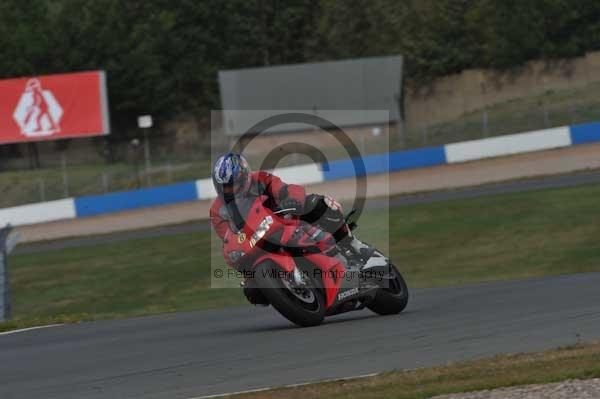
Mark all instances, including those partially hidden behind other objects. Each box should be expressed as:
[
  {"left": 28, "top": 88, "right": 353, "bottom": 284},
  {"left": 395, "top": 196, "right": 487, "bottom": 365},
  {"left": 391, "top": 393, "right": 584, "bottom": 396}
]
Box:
[
  {"left": 254, "top": 261, "right": 326, "bottom": 327},
  {"left": 366, "top": 263, "right": 409, "bottom": 315}
]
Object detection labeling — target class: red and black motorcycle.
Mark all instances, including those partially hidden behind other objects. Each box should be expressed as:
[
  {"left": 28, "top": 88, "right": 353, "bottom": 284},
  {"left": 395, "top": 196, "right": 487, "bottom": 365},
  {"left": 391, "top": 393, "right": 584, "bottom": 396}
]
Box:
[{"left": 222, "top": 195, "right": 408, "bottom": 327}]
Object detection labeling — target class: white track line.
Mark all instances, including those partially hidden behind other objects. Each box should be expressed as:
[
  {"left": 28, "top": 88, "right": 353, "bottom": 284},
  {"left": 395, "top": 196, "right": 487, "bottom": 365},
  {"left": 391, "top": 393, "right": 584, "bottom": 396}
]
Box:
[
  {"left": 188, "top": 372, "right": 381, "bottom": 399},
  {"left": 0, "top": 324, "right": 63, "bottom": 336}
]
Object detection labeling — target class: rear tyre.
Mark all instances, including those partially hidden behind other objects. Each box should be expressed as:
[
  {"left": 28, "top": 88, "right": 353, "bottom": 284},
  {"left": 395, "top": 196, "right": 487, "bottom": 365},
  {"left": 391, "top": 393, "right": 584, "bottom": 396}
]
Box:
[
  {"left": 254, "top": 261, "right": 325, "bottom": 327},
  {"left": 367, "top": 264, "right": 409, "bottom": 315}
]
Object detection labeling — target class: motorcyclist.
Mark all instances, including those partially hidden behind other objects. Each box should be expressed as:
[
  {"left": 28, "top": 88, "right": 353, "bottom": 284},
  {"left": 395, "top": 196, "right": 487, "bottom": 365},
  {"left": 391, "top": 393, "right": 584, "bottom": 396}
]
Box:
[{"left": 209, "top": 152, "right": 370, "bottom": 304}]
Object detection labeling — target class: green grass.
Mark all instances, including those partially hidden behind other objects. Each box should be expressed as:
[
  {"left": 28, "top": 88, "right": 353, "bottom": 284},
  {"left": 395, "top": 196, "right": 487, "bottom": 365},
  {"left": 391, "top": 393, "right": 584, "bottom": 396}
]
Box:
[
  {"left": 229, "top": 342, "right": 600, "bottom": 399},
  {"left": 2, "top": 183, "right": 600, "bottom": 332},
  {"left": 387, "top": 183, "right": 600, "bottom": 286}
]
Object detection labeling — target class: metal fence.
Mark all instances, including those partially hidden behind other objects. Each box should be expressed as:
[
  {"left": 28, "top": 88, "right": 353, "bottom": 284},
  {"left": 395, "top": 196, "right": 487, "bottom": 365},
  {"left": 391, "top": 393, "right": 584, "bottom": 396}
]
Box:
[
  {"left": 2, "top": 78, "right": 600, "bottom": 208},
  {"left": 0, "top": 128, "right": 215, "bottom": 208},
  {"left": 402, "top": 79, "right": 600, "bottom": 149}
]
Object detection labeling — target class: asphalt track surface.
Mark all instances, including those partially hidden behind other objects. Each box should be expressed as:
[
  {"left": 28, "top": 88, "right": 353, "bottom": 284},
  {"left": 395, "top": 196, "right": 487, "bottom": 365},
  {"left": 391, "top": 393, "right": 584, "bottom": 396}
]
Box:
[
  {"left": 2, "top": 272, "right": 600, "bottom": 399},
  {"left": 4, "top": 171, "right": 600, "bottom": 398},
  {"left": 15, "top": 169, "right": 600, "bottom": 255}
]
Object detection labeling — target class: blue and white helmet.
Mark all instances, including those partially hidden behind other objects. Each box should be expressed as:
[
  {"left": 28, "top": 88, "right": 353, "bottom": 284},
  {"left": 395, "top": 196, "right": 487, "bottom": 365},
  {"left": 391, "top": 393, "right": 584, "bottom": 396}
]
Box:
[{"left": 212, "top": 153, "right": 252, "bottom": 199}]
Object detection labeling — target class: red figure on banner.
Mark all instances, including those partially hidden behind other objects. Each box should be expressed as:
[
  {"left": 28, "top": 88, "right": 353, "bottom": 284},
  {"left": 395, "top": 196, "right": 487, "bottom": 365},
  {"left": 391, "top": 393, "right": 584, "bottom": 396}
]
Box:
[
  {"left": 13, "top": 78, "right": 63, "bottom": 137},
  {"left": 23, "top": 79, "right": 58, "bottom": 134}
]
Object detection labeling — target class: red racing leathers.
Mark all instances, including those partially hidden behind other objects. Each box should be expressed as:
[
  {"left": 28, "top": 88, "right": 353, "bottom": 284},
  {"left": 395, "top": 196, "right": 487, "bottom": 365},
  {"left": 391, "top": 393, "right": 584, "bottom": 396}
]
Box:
[
  {"left": 210, "top": 171, "right": 306, "bottom": 241},
  {"left": 210, "top": 171, "right": 351, "bottom": 305}
]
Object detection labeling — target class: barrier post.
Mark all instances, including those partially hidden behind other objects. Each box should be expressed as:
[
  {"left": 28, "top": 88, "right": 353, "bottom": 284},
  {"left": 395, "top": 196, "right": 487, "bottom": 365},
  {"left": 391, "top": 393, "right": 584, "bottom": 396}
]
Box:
[
  {"left": 0, "top": 225, "right": 21, "bottom": 323},
  {"left": 137, "top": 115, "right": 153, "bottom": 187},
  {"left": 482, "top": 109, "right": 489, "bottom": 137},
  {"left": 61, "top": 151, "right": 70, "bottom": 197}
]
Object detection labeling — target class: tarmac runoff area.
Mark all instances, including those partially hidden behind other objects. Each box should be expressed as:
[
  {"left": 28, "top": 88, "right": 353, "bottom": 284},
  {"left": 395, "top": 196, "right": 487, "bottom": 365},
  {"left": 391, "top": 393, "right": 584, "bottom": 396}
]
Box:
[
  {"left": 14, "top": 141, "right": 600, "bottom": 245},
  {"left": 14, "top": 167, "right": 600, "bottom": 255}
]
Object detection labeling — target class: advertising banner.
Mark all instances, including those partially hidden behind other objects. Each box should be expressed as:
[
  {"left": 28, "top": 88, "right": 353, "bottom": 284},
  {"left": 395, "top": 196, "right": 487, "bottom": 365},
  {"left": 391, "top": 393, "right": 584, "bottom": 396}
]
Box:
[{"left": 0, "top": 70, "right": 110, "bottom": 144}]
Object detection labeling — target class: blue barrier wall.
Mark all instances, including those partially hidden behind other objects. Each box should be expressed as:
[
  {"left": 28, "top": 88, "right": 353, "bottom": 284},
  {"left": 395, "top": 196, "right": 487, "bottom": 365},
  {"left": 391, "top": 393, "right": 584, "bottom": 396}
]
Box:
[
  {"left": 322, "top": 156, "right": 381, "bottom": 181},
  {"left": 389, "top": 146, "right": 447, "bottom": 171},
  {"left": 322, "top": 146, "right": 447, "bottom": 181},
  {"left": 570, "top": 122, "right": 600, "bottom": 145},
  {"left": 7, "top": 120, "right": 600, "bottom": 226},
  {"left": 74, "top": 182, "right": 198, "bottom": 217}
]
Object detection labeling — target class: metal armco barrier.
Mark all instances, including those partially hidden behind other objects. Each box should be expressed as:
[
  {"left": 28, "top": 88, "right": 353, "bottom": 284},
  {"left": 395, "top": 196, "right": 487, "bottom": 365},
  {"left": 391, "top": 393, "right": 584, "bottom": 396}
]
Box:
[{"left": 0, "top": 225, "right": 20, "bottom": 322}]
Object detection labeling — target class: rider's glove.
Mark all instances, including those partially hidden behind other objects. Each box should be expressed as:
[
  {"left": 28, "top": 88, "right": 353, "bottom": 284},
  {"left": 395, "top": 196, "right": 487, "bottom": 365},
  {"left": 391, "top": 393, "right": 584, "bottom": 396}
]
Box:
[{"left": 280, "top": 198, "right": 302, "bottom": 213}]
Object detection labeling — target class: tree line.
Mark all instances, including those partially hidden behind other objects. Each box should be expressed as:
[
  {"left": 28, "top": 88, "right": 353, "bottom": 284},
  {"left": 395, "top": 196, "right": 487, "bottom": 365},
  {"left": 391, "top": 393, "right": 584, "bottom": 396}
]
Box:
[{"left": 2, "top": 0, "right": 600, "bottom": 136}]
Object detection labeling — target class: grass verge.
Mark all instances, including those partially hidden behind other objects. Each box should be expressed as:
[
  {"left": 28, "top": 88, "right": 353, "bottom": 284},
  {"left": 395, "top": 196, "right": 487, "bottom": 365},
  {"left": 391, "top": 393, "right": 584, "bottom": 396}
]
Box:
[
  {"left": 2, "top": 182, "right": 600, "bottom": 332},
  {"left": 227, "top": 342, "right": 600, "bottom": 399}
]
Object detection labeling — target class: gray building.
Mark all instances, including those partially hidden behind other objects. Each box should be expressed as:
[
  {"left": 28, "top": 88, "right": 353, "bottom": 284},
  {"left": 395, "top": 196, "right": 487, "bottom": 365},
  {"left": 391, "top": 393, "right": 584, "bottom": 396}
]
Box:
[{"left": 218, "top": 56, "right": 403, "bottom": 136}]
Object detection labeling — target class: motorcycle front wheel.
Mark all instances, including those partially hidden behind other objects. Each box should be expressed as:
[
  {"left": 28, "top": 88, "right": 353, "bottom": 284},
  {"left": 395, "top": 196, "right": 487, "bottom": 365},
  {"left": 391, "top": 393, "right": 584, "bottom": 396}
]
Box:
[
  {"left": 366, "top": 263, "right": 409, "bottom": 315},
  {"left": 254, "top": 260, "right": 326, "bottom": 327}
]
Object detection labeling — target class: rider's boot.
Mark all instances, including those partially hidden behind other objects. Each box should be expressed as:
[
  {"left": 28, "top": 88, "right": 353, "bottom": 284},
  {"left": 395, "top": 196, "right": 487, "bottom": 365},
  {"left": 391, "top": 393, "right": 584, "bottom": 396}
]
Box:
[
  {"left": 336, "top": 225, "right": 374, "bottom": 261},
  {"left": 301, "top": 194, "right": 374, "bottom": 260},
  {"left": 349, "top": 235, "right": 373, "bottom": 258}
]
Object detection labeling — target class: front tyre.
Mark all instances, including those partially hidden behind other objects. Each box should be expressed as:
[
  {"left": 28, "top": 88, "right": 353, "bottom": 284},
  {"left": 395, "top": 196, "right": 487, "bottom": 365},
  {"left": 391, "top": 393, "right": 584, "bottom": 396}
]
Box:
[
  {"left": 367, "top": 264, "right": 409, "bottom": 315},
  {"left": 254, "top": 261, "right": 325, "bottom": 327}
]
